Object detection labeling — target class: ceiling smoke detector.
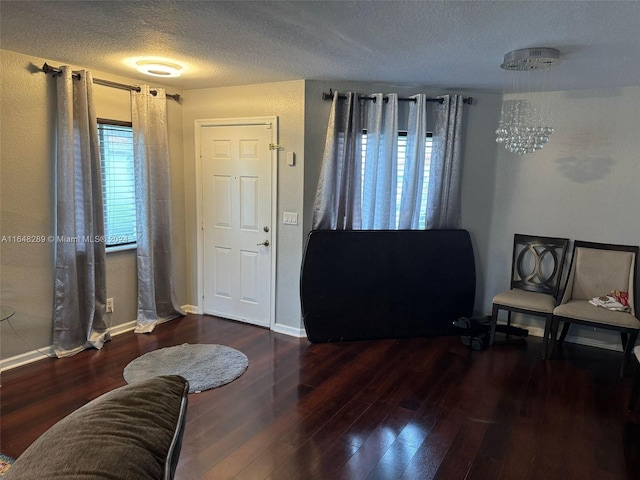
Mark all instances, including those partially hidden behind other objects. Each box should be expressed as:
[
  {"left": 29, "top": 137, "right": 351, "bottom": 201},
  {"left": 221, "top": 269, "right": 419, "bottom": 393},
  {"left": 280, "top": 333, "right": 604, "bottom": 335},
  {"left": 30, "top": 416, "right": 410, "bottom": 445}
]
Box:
[{"left": 500, "top": 48, "right": 561, "bottom": 71}]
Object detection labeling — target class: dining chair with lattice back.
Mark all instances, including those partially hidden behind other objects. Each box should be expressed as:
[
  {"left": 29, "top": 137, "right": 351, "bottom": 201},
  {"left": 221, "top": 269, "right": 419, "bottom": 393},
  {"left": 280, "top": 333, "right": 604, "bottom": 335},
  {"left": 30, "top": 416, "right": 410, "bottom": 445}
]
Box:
[
  {"left": 551, "top": 240, "right": 639, "bottom": 377},
  {"left": 490, "top": 234, "right": 569, "bottom": 359}
]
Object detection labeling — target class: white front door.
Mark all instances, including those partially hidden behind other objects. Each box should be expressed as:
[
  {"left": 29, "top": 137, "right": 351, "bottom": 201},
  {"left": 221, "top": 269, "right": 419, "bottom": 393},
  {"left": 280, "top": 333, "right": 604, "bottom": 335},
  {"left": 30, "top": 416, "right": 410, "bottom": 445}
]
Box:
[{"left": 200, "top": 122, "right": 274, "bottom": 327}]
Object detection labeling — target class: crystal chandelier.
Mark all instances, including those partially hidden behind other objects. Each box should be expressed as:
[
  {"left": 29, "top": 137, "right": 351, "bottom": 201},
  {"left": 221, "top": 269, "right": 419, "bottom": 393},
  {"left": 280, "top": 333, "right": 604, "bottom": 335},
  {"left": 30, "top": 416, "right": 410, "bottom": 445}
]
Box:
[{"left": 495, "top": 48, "right": 560, "bottom": 155}]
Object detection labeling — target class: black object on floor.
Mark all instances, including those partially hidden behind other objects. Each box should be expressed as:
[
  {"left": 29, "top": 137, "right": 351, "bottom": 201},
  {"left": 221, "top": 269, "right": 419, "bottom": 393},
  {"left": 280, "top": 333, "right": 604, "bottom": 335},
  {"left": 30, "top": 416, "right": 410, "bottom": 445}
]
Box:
[
  {"left": 455, "top": 316, "right": 491, "bottom": 351},
  {"left": 300, "top": 229, "right": 476, "bottom": 343},
  {"left": 454, "top": 316, "right": 529, "bottom": 351}
]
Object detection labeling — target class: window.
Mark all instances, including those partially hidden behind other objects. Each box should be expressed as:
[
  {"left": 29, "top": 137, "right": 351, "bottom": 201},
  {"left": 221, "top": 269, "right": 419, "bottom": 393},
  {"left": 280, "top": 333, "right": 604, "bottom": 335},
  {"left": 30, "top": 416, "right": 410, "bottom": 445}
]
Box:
[
  {"left": 97, "top": 119, "right": 136, "bottom": 248},
  {"left": 361, "top": 132, "right": 433, "bottom": 229}
]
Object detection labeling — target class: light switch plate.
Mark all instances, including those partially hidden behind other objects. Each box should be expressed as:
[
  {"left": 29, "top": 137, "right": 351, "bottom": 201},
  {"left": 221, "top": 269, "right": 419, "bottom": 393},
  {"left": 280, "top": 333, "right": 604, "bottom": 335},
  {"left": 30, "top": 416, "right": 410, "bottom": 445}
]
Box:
[
  {"left": 286, "top": 151, "right": 295, "bottom": 166},
  {"left": 283, "top": 212, "right": 298, "bottom": 225}
]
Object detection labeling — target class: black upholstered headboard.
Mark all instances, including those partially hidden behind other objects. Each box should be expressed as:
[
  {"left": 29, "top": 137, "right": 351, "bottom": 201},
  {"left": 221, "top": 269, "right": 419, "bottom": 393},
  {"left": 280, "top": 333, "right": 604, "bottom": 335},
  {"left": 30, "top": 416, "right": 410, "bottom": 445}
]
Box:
[{"left": 300, "top": 229, "right": 476, "bottom": 343}]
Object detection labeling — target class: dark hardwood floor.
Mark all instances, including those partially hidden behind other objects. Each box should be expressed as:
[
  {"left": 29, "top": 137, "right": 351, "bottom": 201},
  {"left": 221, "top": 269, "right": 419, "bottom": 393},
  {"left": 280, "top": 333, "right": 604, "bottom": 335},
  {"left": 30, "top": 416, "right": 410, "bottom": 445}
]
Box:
[{"left": 1, "top": 314, "right": 639, "bottom": 479}]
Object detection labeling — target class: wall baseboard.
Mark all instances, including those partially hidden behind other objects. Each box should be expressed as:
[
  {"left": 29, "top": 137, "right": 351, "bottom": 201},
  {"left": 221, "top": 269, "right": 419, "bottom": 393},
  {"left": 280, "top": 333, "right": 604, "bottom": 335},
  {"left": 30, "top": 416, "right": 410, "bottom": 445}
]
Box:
[
  {"left": 183, "top": 307, "right": 306, "bottom": 338},
  {"left": 0, "top": 312, "right": 190, "bottom": 372},
  {"left": 272, "top": 322, "right": 307, "bottom": 338},
  {"left": 182, "top": 304, "right": 201, "bottom": 314},
  {"left": 108, "top": 320, "right": 137, "bottom": 336},
  {"left": 2, "top": 314, "right": 623, "bottom": 372},
  {"left": 505, "top": 321, "right": 623, "bottom": 352},
  {"left": 0, "top": 347, "right": 56, "bottom": 373}
]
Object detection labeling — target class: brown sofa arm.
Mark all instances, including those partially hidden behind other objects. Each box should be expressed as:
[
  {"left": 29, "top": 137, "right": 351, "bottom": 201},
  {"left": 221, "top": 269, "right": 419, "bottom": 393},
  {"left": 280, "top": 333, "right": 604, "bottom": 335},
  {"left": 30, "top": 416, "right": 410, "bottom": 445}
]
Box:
[{"left": 4, "top": 375, "right": 189, "bottom": 480}]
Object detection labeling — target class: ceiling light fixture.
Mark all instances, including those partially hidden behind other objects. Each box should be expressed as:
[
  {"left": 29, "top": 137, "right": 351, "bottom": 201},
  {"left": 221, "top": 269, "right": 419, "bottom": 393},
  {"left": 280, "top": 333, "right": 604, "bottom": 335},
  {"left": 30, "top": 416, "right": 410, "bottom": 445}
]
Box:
[
  {"left": 495, "top": 48, "right": 561, "bottom": 155},
  {"left": 500, "top": 47, "right": 560, "bottom": 71},
  {"left": 135, "top": 60, "right": 183, "bottom": 78}
]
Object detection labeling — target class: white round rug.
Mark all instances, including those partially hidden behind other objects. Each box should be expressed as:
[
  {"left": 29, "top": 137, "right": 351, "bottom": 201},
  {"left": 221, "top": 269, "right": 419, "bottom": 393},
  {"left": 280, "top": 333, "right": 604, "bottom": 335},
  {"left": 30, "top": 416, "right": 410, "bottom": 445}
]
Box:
[{"left": 123, "top": 343, "right": 248, "bottom": 393}]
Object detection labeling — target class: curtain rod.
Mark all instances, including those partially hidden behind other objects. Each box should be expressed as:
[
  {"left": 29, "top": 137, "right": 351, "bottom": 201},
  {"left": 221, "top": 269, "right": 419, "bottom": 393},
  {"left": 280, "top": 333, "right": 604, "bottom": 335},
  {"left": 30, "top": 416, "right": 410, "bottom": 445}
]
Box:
[
  {"left": 41, "top": 63, "right": 181, "bottom": 102},
  {"left": 321, "top": 89, "right": 473, "bottom": 105}
]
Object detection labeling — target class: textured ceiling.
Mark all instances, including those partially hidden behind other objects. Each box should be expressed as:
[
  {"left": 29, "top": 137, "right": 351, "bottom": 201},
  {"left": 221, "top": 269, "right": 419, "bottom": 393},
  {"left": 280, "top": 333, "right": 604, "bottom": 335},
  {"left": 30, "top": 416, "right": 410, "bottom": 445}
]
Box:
[{"left": 1, "top": 0, "right": 639, "bottom": 92}]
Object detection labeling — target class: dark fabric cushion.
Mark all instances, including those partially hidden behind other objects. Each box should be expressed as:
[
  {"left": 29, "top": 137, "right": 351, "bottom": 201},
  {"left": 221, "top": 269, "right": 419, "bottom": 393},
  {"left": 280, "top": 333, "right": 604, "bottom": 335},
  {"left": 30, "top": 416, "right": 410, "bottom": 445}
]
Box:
[{"left": 4, "top": 375, "right": 189, "bottom": 480}]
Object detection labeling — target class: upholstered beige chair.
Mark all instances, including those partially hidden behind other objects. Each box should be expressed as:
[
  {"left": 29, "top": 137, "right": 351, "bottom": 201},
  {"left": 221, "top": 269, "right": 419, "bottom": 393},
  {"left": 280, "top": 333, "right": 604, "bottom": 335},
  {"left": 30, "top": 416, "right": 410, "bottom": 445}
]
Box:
[
  {"left": 551, "top": 241, "right": 639, "bottom": 377},
  {"left": 490, "top": 234, "right": 569, "bottom": 359}
]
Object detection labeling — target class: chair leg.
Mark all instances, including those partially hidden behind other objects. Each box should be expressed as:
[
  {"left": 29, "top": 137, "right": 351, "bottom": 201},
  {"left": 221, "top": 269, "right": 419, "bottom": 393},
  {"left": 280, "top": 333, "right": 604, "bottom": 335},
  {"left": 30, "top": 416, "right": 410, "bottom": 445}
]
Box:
[
  {"left": 621, "top": 332, "right": 629, "bottom": 349},
  {"left": 558, "top": 321, "right": 571, "bottom": 344},
  {"left": 542, "top": 314, "right": 553, "bottom": 360},
  {"left": 620, "top": 330, "right": 639, "bottom": 377},
  {"left": 629, "top": 368, "right": 640, "bottom": 411},
  {"left": 548, "top": 316, "right": 561, "bottom": 358},
  {"left": 489, "top": 304, "right": 499, "bottom": 346}
]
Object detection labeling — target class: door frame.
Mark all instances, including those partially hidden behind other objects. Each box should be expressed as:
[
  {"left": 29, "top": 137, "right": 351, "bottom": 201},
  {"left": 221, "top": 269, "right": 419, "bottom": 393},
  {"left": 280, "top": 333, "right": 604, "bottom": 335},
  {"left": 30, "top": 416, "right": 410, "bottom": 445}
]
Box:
[{"left": 194, "top": 116, "right": 278, "bottom": 330}]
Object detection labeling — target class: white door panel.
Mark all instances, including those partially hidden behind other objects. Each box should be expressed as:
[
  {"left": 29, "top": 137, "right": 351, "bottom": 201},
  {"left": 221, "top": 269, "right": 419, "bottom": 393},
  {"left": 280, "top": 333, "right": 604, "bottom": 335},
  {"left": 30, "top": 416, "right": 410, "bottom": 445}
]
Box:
[{"left": 201, "top": 124, "right": 272, "bottom": 327}]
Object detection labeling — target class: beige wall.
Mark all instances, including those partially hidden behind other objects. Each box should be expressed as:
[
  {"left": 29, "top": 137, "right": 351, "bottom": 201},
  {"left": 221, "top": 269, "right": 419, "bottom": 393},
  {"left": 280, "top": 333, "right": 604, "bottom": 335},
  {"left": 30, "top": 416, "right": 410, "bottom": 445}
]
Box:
[
  {"left": 181, "top": 80, "right": 306, "bottom": 333},
  {"left": 2, "top": 46, "right": 638, "bottom": 362},
  {"left": 485, "top": 86, "right": 640, "bottom": 349},
  {"left": 0, "top": 49, "right": 186, "bottom": 360}
]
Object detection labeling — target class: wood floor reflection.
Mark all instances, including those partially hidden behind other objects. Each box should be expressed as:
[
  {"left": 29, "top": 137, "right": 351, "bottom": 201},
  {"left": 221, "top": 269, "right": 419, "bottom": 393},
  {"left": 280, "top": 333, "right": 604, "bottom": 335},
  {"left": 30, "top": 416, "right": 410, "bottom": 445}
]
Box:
[{"left": 1, "top": 314, "right": 638, "bottom": 479}]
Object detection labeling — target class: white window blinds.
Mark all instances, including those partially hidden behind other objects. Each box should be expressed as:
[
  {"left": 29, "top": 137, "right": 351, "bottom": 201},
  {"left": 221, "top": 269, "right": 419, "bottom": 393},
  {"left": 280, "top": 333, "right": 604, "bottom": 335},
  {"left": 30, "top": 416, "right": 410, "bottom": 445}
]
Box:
[
  {"left": 361, "top": 132, "right": 433, "bottom": 229},
  {"left": 97, "top": 121, "right": 137, "bottom": 247}
]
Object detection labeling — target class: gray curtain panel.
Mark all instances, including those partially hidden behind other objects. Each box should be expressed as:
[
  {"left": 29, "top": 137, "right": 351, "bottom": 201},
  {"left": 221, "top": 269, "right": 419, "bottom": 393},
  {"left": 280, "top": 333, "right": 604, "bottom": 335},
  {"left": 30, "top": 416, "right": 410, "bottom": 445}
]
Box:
[
  {"left": 312, "top": 91, "right": 363, "bottom": 230},
  {"left": 131, "top": 86, "right": 184, "bottom": 333},
  {"left": 362, "top": 93, "right": 398, "bottom": 229},
  {"left": 53, "top": 67, "right": 110, "bottom": 357},
  {"left": 399, "top": 94, "right": 428, "bottom": 229},
  {"left": 314, "top": 91, "right": 464, "bottom": 231},
  {"left": 427, "top": 94, "right": 465, "bottom": 229}
]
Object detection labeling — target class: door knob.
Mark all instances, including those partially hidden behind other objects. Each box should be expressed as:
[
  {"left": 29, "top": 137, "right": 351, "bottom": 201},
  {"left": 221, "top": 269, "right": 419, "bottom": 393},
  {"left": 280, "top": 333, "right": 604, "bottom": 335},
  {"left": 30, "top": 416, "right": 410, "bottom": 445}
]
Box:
[{"left": 257, "top": 240, "right": 270, "bottom": 247}]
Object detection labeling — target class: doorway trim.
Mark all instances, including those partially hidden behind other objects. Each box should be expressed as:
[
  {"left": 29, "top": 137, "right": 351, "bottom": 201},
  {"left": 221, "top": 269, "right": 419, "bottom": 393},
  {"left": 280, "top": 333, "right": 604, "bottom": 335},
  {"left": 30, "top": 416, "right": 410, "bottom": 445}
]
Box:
[{"left": 194, "top": 116, "right": 278, "bottom": 331}]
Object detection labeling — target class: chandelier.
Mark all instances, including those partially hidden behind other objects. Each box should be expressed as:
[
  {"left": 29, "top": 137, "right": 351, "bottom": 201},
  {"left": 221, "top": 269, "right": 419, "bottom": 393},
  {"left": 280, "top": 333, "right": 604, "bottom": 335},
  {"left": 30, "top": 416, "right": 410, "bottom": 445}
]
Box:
[{"left": 495, "top": 48, "right": 560, "bottom": 155}]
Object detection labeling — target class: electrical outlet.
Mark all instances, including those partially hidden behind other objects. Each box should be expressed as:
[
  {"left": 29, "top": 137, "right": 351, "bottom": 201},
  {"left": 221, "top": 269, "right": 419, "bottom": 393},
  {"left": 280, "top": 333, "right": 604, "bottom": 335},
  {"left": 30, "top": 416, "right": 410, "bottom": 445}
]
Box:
[{"left": 106, "top": 298, "right": 114, "bottom": 313}]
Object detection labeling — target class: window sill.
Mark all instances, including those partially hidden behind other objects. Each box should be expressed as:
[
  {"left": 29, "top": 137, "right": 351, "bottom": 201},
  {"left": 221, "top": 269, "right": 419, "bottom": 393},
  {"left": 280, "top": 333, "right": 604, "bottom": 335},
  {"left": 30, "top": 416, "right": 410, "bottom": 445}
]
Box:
[{"left": 106, "top": 244, "right": 137, "bottom": 254}]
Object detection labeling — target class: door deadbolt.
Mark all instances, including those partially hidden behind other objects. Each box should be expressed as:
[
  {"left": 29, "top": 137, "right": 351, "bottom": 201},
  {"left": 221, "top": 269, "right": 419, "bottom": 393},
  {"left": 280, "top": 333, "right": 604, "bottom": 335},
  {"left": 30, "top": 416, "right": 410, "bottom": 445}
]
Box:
[{"left": 263, "top": 226, "right": 270, "bottom": 232}]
